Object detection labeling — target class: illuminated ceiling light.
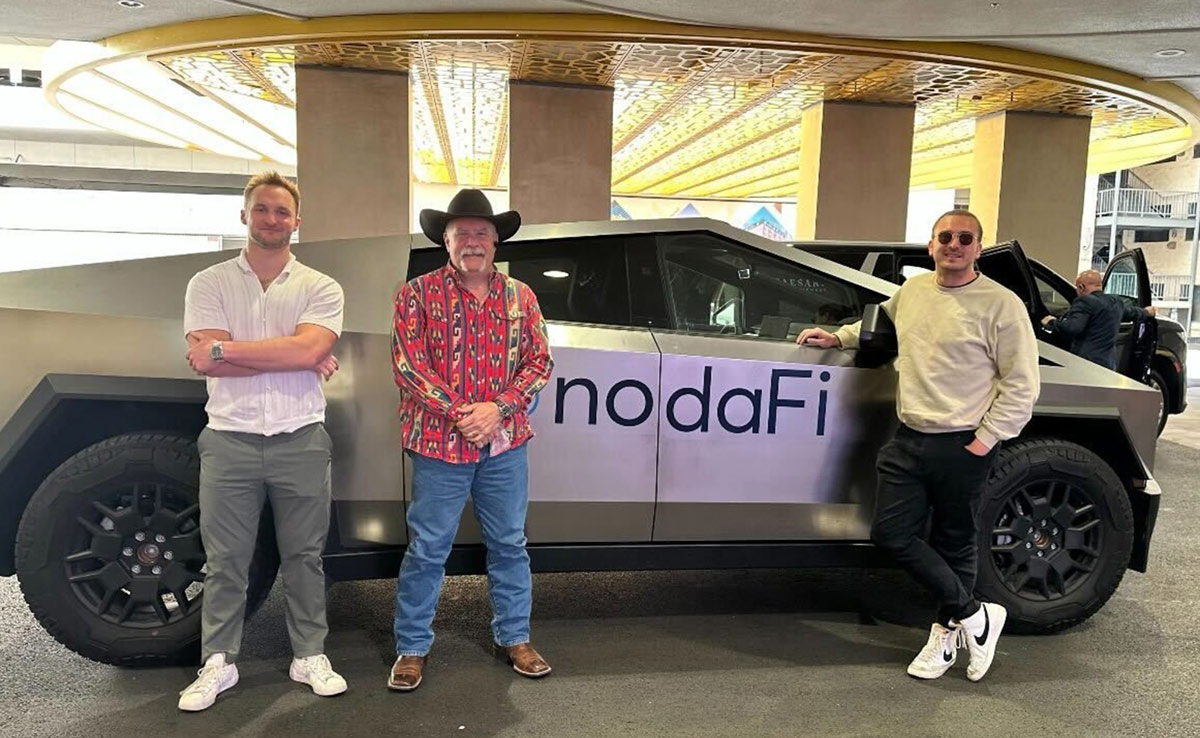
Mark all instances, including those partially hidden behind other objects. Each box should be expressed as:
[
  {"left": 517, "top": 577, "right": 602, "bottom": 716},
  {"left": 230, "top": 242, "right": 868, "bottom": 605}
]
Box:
[
  {"left": 1153, "top": 49, "right": 1187, "bottom": 58},
  {"left": 543, "top": 270, "right": 570, "bottom": 279},
  {"left": 117, "top": 0, "right": 144, "bottom": 7},
  {"left": 58, "top": 91, "right": 190, "bottom": 149},
  {"left": 43, "top": 38, "right": 1192, "bottom": 195},
  {"left": 44, "top": 41, "right": 298, "bottom": 165}
]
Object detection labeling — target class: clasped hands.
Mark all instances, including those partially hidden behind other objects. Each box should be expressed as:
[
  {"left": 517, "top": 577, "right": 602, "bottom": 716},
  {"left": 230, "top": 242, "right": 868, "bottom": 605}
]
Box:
[{"left": 454, "top": 402, "right": 502, "bottom": 448}]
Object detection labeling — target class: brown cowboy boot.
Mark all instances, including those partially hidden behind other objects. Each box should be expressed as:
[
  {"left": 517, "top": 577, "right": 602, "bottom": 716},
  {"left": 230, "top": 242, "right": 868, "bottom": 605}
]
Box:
[
  {"left": 505, "top": 643, "right": 551, "bottom": 678},
  {"left": 387, "top": 655, "right": 425, "bottom": 691}
]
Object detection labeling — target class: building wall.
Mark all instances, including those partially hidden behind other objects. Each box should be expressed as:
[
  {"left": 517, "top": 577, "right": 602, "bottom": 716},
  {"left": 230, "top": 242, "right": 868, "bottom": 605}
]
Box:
[
  {"left": 1124, "top": 228, "right": 1199, "bottom": 278},
  {"left": 1131, "top": 152, "right": 1200, "bottom": 193}
]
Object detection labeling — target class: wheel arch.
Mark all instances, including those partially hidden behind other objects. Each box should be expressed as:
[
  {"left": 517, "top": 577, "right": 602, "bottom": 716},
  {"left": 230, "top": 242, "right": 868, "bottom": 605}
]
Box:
[
  {"left": 1020, "top": 410, "right": 1158, "bottom": 573},
  {"left": 0, "top": 374, "right": 207, "bottom": 576},
  {"left": 1151, "top": 350, "right": 1184, "bottom": 415}
]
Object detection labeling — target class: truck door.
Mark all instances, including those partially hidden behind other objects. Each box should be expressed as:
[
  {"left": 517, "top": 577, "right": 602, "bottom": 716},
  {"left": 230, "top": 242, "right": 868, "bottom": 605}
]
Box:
[{"left": 1103, "top": 247, "right": 1157, "bottom": 383}]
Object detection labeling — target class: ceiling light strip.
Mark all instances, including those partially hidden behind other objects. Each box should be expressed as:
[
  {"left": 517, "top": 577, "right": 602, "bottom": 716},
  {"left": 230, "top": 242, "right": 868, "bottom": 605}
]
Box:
[
  {"left": 612, "top": 55, "right": 835, "bottom": 187},
  {"left": 699, "top": 159, "right": 798, "bottom": 199},
  {"left": 488, "top": 96, "right": 509, "bottom": 188},
  {"left": 611, "top": 46, "right": 737, "bottom": 153},
  {"left": 226, "top": 49, "right": 293, "bottom": 105},
  {"left": 511, "top": 40, "right": 532, "bottom": 79},
  {"left": 163, "top": 69, "right": 294, "bottom": 148},
  {"left": 598, "top": 42, "right": 634, "bottom": 87},
  {"left": 665, "top": 140, "right": 799, "bottom": 197},
  {"left": 93, "top": 69, "right": 274, "bottom": 161},
  {"left": 415, "top": 42, "right": 458, "bottom": 185},
  {"left": 718, "top": 173, "right": 801, "bottom": 200},
  {"left": 58, "top": 89, "right": 199, "bottom": 150},
  {"left": 641, "top": 119, "right": 800, "bottom": 193}
]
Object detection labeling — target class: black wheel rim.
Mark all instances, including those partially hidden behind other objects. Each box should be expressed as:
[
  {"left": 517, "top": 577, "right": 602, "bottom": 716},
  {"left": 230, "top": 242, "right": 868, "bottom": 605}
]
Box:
[
  {"left": 989, "top": 479, "right": 1102, "bottom": 601},
  {"left": 63, "top": 482, "right": 206, "bottom": 627}
]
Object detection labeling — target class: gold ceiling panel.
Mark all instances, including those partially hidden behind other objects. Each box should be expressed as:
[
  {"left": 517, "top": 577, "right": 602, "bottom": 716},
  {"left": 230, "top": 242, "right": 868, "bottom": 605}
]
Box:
[
  {"left": 292, "top": 40, "right": 411, "bottom": 73},
  {"left": 708, "top": 165, "right": 801, "bottom": 200},
  {"left": 612, "top": 81, "right": 804, "bottom": 183},
  {"left": 162, "top": 49, "right": 295, "bottom": 105},
  {"left": 611, "top": 49, "right": 835, "bottom": 193},
  {"left": 662, "top": 124, "right": 800, "bottom": 196},
  {"left": 1091, "top": 115, "right": 1179, "bottom": 142},
  {"left": 148, "top": 35, "right": 1188, "bottom": 198},
  {"left": 511, "top": 40, "right": 628, "bottom": 85},
  {"left": 615, "top": 101, "right": 806, "bottom": 194},
  {"left": 686, "top": 149, "right": 798, "bottom": 196},
  {"left": 411, "top": 41, "right": 511, "bottom": 187}
]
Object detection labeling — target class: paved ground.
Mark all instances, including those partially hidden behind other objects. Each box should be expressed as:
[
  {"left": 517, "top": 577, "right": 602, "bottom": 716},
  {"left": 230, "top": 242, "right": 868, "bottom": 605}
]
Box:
[
  {"left": 2, "top": 428, "right": 1198, "bottom": 738},
  {"left": 1161, "top": 386, "right": 1200, "bottom": 450}
]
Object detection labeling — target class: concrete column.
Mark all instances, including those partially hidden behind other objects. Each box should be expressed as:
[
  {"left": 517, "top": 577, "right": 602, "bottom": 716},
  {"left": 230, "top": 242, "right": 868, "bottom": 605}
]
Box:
[
  {"left": 508, "top": 81, "right": 612, "bottom": 224},
  {"left": 970, "top": 111, "right": 1091, "bottom": 277},
  {"left": 795, "top": 101, "right": 915, "bottom": 242},
  {"left": 295, "top": 66, "right": 410, "bottom": 241}
]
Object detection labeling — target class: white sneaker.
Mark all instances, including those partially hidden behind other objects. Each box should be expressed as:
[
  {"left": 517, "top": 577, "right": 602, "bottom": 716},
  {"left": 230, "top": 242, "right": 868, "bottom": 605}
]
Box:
[
  {"left": 290, "top": 654, "right": 348, "bottom": 696},
  {"left": 178, "top": 653, "right": 239, "bottom": 712},
  {"left": 960, "top": 602, "right": 1007, "bottom": 682},
  {"left": 906, "top": 622, "right": 960, "bottom": 679}
]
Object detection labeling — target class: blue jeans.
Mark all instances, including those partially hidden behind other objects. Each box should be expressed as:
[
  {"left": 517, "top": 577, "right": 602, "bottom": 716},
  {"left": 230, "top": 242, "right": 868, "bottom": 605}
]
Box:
[{"left": 394, "top": 444, "right": 532, "bottom": 656}]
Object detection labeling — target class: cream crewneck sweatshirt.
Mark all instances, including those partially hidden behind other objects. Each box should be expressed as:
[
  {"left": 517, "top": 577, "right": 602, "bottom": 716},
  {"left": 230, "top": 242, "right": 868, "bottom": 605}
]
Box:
[{"left": 834, "top": 271, "right": 1040, "bottom": 449}]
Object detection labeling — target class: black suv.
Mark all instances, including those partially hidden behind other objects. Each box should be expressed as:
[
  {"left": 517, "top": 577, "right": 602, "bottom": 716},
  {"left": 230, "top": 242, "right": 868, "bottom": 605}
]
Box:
[{"left": 797, "top": 241, "right": 1187, "bottom": 435}]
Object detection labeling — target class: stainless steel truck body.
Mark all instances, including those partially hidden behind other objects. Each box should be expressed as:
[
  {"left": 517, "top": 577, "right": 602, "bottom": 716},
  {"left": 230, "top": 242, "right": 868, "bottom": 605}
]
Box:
[{"left": 0, "top": 218, "right": 1162, "bottom": 665}]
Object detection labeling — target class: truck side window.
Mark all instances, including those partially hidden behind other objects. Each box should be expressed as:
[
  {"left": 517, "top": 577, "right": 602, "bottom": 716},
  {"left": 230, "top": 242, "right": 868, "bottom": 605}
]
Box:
[
  {"left": 1035, "top": 274, "right": 1074, "bottom": 317},
  {"left": 406, "top": 237, "right": 633, "bottom": 327},
  {"left": 660, "top": 233, "right": 869, "bottom": 340}
]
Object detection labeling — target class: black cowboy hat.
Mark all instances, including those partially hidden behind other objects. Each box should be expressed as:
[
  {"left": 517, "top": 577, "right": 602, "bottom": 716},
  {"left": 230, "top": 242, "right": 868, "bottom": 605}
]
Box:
[{"left": 418, "top": 188, "right": 521, "bottom": 246}]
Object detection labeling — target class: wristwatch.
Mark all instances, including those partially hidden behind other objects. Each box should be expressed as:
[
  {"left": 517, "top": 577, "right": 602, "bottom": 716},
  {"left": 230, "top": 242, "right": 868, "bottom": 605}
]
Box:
[{"left": 209, "top": 340, "right": 225, "bottom": 362}]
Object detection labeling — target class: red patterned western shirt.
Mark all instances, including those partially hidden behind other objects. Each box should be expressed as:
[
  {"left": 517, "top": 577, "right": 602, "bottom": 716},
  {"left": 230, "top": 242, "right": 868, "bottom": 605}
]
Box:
[{"left": 392, "top": 263, "right": 554, "bottom": 463}]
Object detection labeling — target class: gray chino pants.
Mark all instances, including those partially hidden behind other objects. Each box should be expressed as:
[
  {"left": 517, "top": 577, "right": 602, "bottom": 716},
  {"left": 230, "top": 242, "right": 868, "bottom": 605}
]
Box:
[{"left": 197, "top": 422, "right": 332, "bottom": 663}]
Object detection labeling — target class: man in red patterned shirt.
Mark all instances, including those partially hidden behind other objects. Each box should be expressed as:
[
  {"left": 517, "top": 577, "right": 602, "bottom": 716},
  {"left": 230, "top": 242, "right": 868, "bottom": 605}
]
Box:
[{"left": 388, "top": 189, "right": 554, "bottom": 692}]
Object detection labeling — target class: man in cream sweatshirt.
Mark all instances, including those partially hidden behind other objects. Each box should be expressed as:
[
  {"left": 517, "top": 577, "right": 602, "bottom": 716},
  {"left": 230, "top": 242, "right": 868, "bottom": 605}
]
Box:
[{"left": 798, "top": 210, "right": 1039, "bottom": 682}]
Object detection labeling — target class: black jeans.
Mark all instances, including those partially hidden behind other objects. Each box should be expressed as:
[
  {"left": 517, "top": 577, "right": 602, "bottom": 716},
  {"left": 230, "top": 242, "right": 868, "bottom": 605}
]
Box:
[{"left": 870, "top": 425, "right": 999, "bottom": 625}]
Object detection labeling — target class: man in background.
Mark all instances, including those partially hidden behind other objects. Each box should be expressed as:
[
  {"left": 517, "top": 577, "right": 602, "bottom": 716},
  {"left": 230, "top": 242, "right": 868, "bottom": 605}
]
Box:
[{"left": 1042, "top": 268, "right": 1155, "bottom": 370}]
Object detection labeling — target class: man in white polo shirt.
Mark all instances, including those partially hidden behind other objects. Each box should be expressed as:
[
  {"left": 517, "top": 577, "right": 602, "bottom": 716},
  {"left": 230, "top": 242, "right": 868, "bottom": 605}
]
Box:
[{"left": 178, "top": 171, "right": 347, "bottom": 711}]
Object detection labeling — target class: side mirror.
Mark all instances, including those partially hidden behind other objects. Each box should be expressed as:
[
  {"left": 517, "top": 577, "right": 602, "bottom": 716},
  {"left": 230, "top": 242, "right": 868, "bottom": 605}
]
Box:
[{"left": 859, "top": 304, "right": 897, "bottom": 352}]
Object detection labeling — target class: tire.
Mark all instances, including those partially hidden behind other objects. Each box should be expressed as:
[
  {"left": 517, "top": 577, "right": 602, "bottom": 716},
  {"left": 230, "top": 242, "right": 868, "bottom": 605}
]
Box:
[
  {"left": 974, "top": 438, "right": 1133, "bottom": 634},
  {"left": 1148, "top": 369, "right": 1169, "bottom": 436},
  {"left": 16, "top": 432, "right": 279, "bottom": 667}
]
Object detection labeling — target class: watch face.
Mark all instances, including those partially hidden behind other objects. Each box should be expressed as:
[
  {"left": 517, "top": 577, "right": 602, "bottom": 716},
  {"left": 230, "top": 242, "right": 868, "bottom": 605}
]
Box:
[{"left": 210, "top": 342, "right": 223, "bottom": 360}]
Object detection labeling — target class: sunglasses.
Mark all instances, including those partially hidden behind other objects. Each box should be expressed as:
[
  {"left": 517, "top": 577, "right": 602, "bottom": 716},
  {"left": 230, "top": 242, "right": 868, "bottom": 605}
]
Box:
[{"left": 936, "top": 230, "right": 976, "bottom": 246}]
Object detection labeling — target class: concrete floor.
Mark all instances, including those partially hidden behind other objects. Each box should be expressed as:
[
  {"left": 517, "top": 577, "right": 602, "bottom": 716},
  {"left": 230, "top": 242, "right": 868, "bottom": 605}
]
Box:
[
  {"left": 2, "top": 424, "right": 1198, "bottom": 738},
  {"left": 1161, "top": 386, "right": 1200, "bottom": 451}
]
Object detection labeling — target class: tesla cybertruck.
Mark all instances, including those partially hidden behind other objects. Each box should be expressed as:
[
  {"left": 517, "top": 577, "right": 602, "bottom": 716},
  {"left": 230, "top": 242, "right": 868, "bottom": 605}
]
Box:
[{"left": 0, "top": 218, "right": 1162, "bottom": 664}]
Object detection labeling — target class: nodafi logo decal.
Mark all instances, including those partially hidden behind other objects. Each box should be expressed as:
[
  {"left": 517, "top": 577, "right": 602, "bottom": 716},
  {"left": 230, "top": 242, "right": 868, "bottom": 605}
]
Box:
[{"left": 552, "top": 366, "right": 832, "bottom": 436}]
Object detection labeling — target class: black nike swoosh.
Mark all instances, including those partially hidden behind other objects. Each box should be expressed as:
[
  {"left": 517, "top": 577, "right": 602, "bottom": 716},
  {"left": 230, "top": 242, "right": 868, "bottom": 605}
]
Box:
[{"left": 974, "top": 607, "right": 990, "bottom": 646}]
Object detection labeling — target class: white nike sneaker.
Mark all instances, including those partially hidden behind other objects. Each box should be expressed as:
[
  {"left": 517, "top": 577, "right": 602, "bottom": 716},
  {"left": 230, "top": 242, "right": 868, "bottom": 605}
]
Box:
[
  {"left": 961, "top": 602, "right": 1007, "bottom": 682},
  {"left": 290, "top": 654, "right": 348, "bottom": 696},
  {"left": 178, "top": 653, "right": 239, "bottom": 711},
  {"left": 906, "top": 622, "right": 960, "bottom": 679}
]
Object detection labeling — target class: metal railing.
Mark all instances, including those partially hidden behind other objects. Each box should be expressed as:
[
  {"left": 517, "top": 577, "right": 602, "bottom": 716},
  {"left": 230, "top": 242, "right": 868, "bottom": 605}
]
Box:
[
  {"left": 1107, "top": 272, "right": 1137, "bottom": 297},
  {"left": 1108, "top": 272, "right": 1193, "bottom": 305},
  {"left": 1096, "top": 188, "right": 1199, "bottom": 220},
  {"left": 1151, "top": 275, "right": 1194, "bottom": 304}
]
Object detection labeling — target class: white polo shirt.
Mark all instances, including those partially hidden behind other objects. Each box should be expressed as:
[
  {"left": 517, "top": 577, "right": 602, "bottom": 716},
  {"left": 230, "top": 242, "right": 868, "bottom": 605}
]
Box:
[{"left": 184, "top": 250, "right": 344, "bottom": 436}]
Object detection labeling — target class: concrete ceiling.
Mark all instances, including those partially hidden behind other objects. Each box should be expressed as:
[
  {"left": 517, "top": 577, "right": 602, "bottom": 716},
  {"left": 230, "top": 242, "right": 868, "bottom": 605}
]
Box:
[{"left": 1, "top": 0, "right": 1197, "bottom": 101}]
